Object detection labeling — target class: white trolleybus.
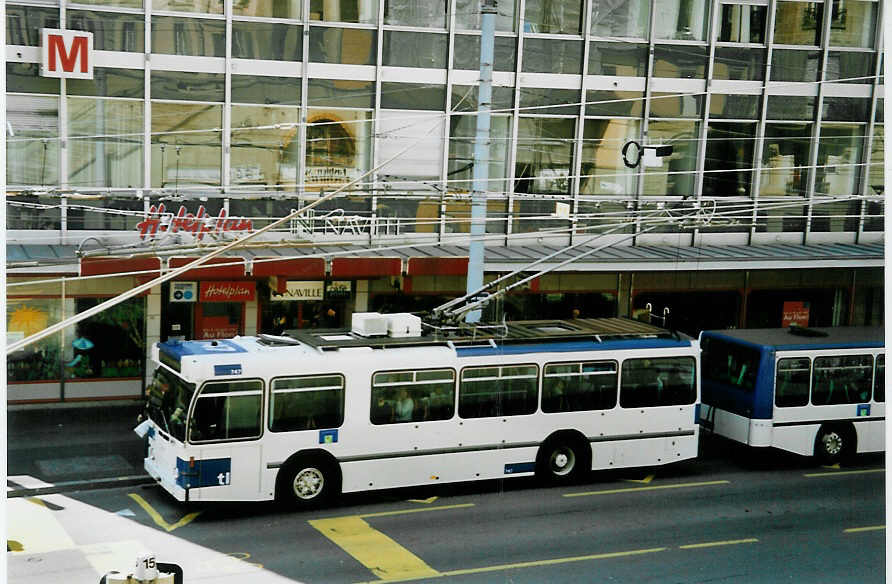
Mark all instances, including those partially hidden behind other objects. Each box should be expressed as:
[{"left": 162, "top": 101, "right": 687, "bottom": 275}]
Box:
[
  {"left": 699, "top": 326, "right": 884, "bottom": 463},
  {"left": 142, "top": 313, "right": 699, "bottom": 506}
]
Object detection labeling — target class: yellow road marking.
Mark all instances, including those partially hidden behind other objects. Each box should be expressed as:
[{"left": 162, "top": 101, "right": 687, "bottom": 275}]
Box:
[
  {"left": 310, "top": 516, "right": 440, "bottom": 581},
  {"left": 844, "top": 525, "right": 885, "bottom": 533},
  {"left": 804, "top": 468, "right": 885, "bottom": 478},
  {"left": 408, "top": 496, "right": 439, "bottom": 504},
  {"left": 127, "top": 493, "right": 202, "bottom": 532},
  {"left": 359, "top": 503, "right": 475, "bottom": 519},
  {"left": 679, "top": 538, "right": 759, "bottom": 549},
  {"left": 353, "top": 547, "right": 667, "bottom": 584},
  {"left": 624, "top": 474, "right": 655, "bottom": 484},
  {"left": 564, "top": 480, "right": 730, "bottom": 497},
  {"left": 7, "top": 496, "right": 75, "bottom": 554}
]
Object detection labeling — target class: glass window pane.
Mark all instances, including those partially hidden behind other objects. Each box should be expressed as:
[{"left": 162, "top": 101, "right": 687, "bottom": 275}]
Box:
[
  {"left": 67, "top": 196, "right": 144, "bottom": 230},
  {"left": 371, "top": 368, "right": 454, "bottom": 424},
  {"left": 234, "top": 0, "right": 301, "bottom": 18},
  {"left": 151, "top": 71, "right": 224, "bottom": 102},
  {"left": 867, "top": 125, "right": 883, "bottom": 197},
  {"left": 233, "top": 22, "right": 302, "bottom": 61},
  {"left": 581, "top": 118, "right": 640, "bottom": 196},
  {"left": 6, "top": 5, "right": 59, "bottom": 46},
  {"left": 271, "top": 375, "right": 345, "bottom": 431},
  {"left": 384, "top": 0, "right": 446, "bottom": 28},
  {"left": 68, "top": 97, "right": 143, "bottom": 189},
  {"left": 588, "top": 42, "right": 648, "bottom": 76},
  {"left": 67, "top": 68, "right": 144, "bottom": 98},
  {"left": 524, "top": 0, "right": 582, "bottom": 34},
  {"left": 760, "top": 122, "right": 812, "bottom": 197},
  {"left": 643, "top": 120, "right": 699, "bottom": 196},
  {"left": 825, "top": 51, "right": 876, "bottom": 84},
  {"left": 459, "top": 365, "right": 538, "bottom": 418},
  {"left": 652, "top": 45, "right": 708, "bottom": 78},
  {"left": 231, "top": 105, "right": 300, "bottom": 187},
  {"left": 766, "top": 95, "right": 815, "bottom": 120},
  {"left": 515, "top": 117, "right": 575, "bottom": 195},
  {"left": 875, "top": 354, "right": 884, "bottom": 402},
  {"left": 383, "top": 31, "right": 447, "bottom": 68},
  {"left": 775, "top": 357, "right": 810, "bottom": 407},
  {"left": 65, "top": 297, "right": 145, "bottom": 378},
  {"left": 7, "top": 95, "right": 59, "bottom": 187},
  {"left": 6, "top": 193, "right": 61, "bottom": 229},
  {"left": 653, "top": 0, "right": 709, "bottom": 40},
  {"left": 815, "top": 124, "right": 863, "bottom": 198},
  {"left": 151, "top": 102, "right": 222, "bottom": 187},
  {"left": 380, "top": 83, "right": 445, "bottom": 110},
  {"left": 770, "top": 49, "right": 820, "bottom": 82},
  {"left": 190, "top": 394, "right": 262, "bottom": 441},
  {"left": 822, "top": 97, "right": 871, "bottom": 122},
  {"left": 713, "top": 47, "right": 765, "bottom": 81},
  {"left": 650, "top": 92, "right": 703, "bottom": 118},
  {"left": 306, "top": 109, "right": 373, "bottom": 188},
  {"left": 455, "top": 0, "right": 517, "bottom": 31},
  {"left": 308, "top": 79, "right": 375, "bottom": 109},
  {"left": 774, "top": 1, "right": 822, "bottom": 46},
  {"left": 309, "top": 26, "right": 376, "bottom": 64},
  {"left": 585, "top": 90, "right": 643, "bottom": 117},
  {"left": 709, "top": 94, "right": 760, "bottom": 119},
  {"left": 68, "top": 10, "right": 144, "bottom": 52},
  {"left": 451, "top": 85, "right": 514, "bottom": 112},
  {"left": 232, "top": 75, "right": 301, "bottom": 105},
  {"left": 152, "top": 17, "right": 226, "bottom": 57},
  {"left": 718, "top": 4, "right": 766, "bottom": 43},
  {"left": 620, "top": 357, "right": 696, "bottom": 407},
  {"left": 829, "top": 0, "right": 877, "bottom": 47},
  {"left": 449, "top": 114, "right": 511, "bottom": 193},
  {"left": 310, "top": 0, "right": 378, "bottom": 24},
  {"left": 813, "top": 355, "right": 874, "bottom": 404},
  {"left": 543, "top": 360, "right": 617, "bottom": 412},
  {"left": 153, "top": 0, "right": 224, "bottom": 14},
  {"left": 65, "top": 0, "right": 141, "bottom": 8},
  {"left": 453, "top": 35, "right": 517, "bottom": 72},
  {"left": 591, "top": 0, "right": 649, "bottom": 38},
  {"left": 7, "top": 298, "right": 65, "bottom": 383},
  {"left": 518, "top": 87, "right": 580, "bottom": 115},
  {"left": 522, "top": 38, "right": 583, "bottom": 74},
  {"left": 703, "top": 122, "right": 755, "bottom": 197},
  {"left": 7, "top": 63, "right": 60, "bottom": 94},
  {"left": 376, "top": 111, "right": 445, "bottom": 182}
]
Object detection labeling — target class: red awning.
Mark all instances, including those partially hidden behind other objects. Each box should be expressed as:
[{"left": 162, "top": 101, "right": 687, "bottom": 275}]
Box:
[
  {"left": 252, "top": 257, "right": 325, "bottom": 278},
  {"left": 169, "top": 256, "right": 246, "bottom": 279},
  {"left": 81, "top": 257, "right": 161, "bottom": 277},
  {"left": 331, "top": 257, "right": 401, "bottom": 278},
  {"left": 407, "top": 257, "right": 469, "bottom": 276}
]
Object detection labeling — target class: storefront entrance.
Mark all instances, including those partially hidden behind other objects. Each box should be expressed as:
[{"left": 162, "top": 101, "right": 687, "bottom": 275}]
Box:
[{"left": 195, "top": 301, "right": 244, "bottom": 340}]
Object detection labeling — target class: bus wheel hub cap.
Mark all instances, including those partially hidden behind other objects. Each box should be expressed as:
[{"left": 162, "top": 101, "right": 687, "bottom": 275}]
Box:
[
  {"left": 295, "top": 468, "right": 323, "bottom": 499},
  {"left": 823, "top": 433, "right": 842, "bottom": 455}
]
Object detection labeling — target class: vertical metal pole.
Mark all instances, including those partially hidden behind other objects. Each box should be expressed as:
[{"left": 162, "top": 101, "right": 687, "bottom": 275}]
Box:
[
  {"left": 465, "top": 0, "right": 498, "bottom": 323},
  {"left": 60, "top": 277, "right": 66, "bottom": 402}
]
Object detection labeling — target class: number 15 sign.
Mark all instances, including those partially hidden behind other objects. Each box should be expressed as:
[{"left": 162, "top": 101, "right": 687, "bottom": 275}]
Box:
[{"left": 40, "top": 29, "right": 93, "bottom": 79}]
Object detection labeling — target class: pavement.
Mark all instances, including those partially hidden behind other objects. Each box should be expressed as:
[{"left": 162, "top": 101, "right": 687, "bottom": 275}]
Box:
[{"left": 7, "top": 401, "right": 154, "bottom": 498}]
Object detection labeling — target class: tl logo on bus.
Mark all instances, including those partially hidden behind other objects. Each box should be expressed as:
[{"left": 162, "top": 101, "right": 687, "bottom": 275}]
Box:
[{"left": 40, "top": 29, "right": 94, "bottom": 80}]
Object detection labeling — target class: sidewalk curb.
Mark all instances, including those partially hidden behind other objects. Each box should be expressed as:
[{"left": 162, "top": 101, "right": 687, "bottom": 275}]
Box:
[{"left": 8, "top": 475, "right": 156, "bottom": 498}]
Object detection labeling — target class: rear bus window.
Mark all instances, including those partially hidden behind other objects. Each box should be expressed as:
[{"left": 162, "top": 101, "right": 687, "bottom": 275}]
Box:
[
  {"left": 371, "top": 368, "right": 455, "bottom": 424},
  {"left": 619, "top": 357, "right": 696, "bottom": 408},
  {"left": 701, "top": 336, "right": 759, "bottom": 391},
  {"left": 189, "top": 380, "right": 263, "bottom": 442},
  {"left": 542, "top": 360, "right": 617, "bottom": 412},
  {"left": 459, "top": 364, "right": 538, "bottom": 418},
  {"left": 812, "top": 355, "right": 874, "bottom": 405},
  {"left": 270, "top": 375, "right": 344, "bottom": 432}
]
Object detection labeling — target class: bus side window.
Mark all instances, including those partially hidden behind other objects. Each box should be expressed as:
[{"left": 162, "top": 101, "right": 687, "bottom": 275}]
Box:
[
  {"left": 875, "top": 355, "right": 885, "bottom": 402},
  {"left": 775, "top": 358, "right": 809, "bottom": 407}
]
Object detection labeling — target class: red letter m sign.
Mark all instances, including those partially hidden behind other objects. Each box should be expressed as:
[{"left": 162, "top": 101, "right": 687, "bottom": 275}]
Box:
[{"left": 41, "top": 29, "right": 93, "bottom": 79}]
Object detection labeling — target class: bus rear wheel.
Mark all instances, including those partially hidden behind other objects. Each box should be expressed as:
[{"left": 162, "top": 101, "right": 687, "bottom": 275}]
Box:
[
  {"left": 278, "top": 457, "right": 337, "bottom": 508},
  {"left": 814, "top": 425, "right": 853, "bottom": 465},
  {"left": 536, "top": 436, "right": 590, "bottom": 485}
]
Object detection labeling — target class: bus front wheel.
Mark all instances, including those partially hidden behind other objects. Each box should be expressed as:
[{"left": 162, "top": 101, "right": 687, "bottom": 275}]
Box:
[
  {"left": 536, "top": 435, "right": 590, "bottom": 485},
  {"left": 814, "top": 425, "right": 854, "bottom": 465},
  {"left": 278, "top": 456, "right": 338, "bottom": 508}
]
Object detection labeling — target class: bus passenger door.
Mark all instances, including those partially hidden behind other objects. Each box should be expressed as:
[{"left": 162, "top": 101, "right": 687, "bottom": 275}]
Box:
[{"left": 187, "top": 444, "right": 262, "bottom": 502}]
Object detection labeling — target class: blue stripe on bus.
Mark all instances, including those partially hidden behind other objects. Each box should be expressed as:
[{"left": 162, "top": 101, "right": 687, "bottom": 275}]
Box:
[
  {"left": 175, "top": 457, "right": 232, "bottom": 489},
  {"left": 504, "top": 462, "right": 536, "bottom": 474},
  {"left": 456, "top": 338, "right": 692, "bottom": 357}
]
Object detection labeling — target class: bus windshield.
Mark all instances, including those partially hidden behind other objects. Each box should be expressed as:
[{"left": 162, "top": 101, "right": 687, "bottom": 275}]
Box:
[{"left": 147, "top": 367, "right": 196, "bottom": 442}]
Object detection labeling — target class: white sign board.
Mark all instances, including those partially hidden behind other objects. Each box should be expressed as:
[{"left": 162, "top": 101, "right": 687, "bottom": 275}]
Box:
[
  {"left": 271, "top": 281, "right": 324, "bottom": 301},
  {"left": 41, "top": 29, "right": 94, "bottom": 79},
  {"left": 170, "top": 282, "right": 197, "bottom": 302}
]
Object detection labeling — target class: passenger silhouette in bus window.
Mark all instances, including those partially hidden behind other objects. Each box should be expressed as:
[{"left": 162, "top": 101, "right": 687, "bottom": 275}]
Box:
[{"left": 394, "top": 389, "right": 414, "bottom": 422}]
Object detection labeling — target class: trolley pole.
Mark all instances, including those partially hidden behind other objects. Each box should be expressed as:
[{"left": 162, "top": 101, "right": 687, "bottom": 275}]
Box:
[{"left": 465, "top": 0, "right": 497, "bottom": 323}]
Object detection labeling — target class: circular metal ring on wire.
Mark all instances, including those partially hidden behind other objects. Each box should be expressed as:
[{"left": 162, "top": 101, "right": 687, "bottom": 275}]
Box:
[{"left": 621, "top": 140, "right": 642, "bottom": 168}]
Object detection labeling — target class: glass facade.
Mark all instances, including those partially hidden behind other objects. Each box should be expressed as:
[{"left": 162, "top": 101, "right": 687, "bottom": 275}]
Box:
[{"left": 3, "top": 0, "right": 883, "bottom": 241}]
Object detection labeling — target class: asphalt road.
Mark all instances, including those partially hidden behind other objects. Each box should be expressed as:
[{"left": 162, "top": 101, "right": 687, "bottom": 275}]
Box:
[{"left": 14, "top": 436, "right": 884, "bottom": 584}]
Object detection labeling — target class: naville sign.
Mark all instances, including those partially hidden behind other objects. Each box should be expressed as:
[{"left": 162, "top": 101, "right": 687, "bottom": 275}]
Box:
[{"left": 40, "top": 29, "right": 93, "bottom": 79}]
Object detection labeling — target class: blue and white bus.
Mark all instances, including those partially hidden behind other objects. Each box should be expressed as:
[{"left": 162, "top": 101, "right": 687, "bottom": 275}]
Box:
[
  {"left": 141, "top": 314, "right": 699, "bottom": 506},
  {"left": 699, "top": 326, "right": 884, "bottom": 463}
]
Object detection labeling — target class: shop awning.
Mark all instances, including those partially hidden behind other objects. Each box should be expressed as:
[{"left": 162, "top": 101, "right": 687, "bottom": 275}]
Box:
[{"left": 169, "top": 256, "right": 247, "bottom": 279}]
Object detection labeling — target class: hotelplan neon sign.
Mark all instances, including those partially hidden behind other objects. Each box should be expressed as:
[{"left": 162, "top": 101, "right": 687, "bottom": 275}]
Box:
[{"left": 136, "top": 204, "right": 254, "bottom": 241}]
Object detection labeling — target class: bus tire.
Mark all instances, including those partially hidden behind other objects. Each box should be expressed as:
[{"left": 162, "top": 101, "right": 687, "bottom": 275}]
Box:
[
  {"left": 277, "top": 454, "right": 339, "bottom": 509},
  {"left": 536, "top": 434, "right": 590, "bottom": 485},
  {"left": 814, "top": 424, "right": 854, "bottom": 465}
]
